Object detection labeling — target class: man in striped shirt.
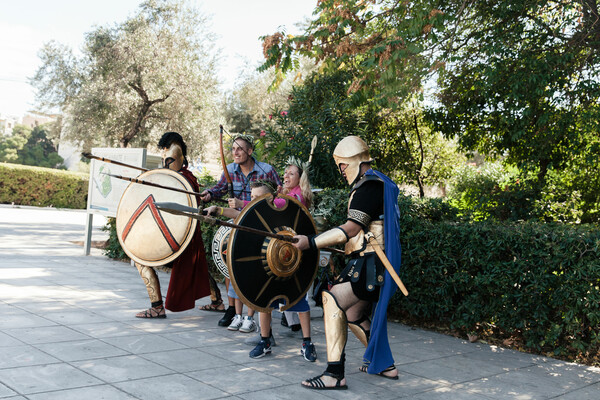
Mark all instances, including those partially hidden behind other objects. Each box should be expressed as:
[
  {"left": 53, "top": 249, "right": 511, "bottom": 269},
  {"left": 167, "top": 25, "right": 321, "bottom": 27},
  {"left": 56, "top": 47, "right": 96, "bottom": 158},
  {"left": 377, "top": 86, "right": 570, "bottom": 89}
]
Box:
[
  {"left": 199, "top": 133, "right": 281, "bottom": 327},
  {"left": 200, "top": 134, "right": 281, "bottom": 204}
]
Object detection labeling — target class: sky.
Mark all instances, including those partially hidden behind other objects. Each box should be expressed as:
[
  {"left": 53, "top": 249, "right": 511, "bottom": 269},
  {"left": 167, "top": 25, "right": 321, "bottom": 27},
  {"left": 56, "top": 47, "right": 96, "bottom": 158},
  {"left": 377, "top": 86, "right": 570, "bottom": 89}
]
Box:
[{"left": 0, "top": 0, "right": 317, "bottom": 118}]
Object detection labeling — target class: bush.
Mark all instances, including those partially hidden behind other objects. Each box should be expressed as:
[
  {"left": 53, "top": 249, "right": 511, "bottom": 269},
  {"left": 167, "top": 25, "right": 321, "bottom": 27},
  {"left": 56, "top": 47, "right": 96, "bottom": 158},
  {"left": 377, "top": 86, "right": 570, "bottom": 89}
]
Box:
[
  {"left": 393, "top": 218, "right": 600, "bottom": 361},
  {"left": 447, "top": 162, "right": 542, "bottom": 221},
  {"left": 0, "top": 162, "right": 88, "bottom": 208},
  {"left": 102, "top": 217, "right": 128, "bottom": 260}
]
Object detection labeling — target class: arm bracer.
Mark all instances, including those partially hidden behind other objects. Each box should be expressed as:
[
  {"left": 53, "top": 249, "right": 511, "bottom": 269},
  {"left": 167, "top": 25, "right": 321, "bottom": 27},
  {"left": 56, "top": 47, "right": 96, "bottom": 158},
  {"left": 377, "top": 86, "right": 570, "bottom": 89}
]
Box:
[{"left": 309, "top": 227, "right": 350, "bottom": 250}]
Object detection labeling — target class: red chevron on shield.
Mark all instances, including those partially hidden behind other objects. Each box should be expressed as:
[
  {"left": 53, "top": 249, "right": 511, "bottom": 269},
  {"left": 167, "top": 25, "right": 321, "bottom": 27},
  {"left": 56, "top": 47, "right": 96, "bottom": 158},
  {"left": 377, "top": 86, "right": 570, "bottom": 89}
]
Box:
[{"left": 121, "top": 194, "right": 180, "bottom": 252}]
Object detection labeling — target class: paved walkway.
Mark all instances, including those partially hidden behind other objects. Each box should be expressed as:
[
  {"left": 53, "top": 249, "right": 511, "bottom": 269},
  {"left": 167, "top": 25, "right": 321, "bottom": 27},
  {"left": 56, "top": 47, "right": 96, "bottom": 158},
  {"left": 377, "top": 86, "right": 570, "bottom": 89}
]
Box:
[{"left": 0, "top": 205, "right": 599, "bottom": 399}]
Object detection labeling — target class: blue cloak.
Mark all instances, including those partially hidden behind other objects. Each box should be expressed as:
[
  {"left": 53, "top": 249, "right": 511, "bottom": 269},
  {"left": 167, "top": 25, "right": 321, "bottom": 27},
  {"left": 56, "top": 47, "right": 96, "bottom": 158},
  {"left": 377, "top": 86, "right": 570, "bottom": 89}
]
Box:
[{"left": 361, "top": 169, "right": 402, "bottom": 373}]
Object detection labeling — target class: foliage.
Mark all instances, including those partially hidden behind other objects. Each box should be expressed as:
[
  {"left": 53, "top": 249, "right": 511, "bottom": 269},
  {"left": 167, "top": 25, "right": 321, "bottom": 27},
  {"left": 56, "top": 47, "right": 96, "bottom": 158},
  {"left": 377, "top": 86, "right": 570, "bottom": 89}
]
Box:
[
  {"left": 446, "top": 161, "right": 598, "bottom": 223},
  {"left": 260, "top": 70, "right": 464, "bottom": 194},
  {"left": 446, "top": 163, "right": 535, "bottom": 221},
  {"left": 223, "top": 60, "right": 316, "bottom": 136},
  {"left": 1, "top": 124, "right": 63, "bottom": 168},
  {"left": 102, "top": 217, "right": 128, "bottom": 260},
  {"left": 393, "top": 218, "right": 600, "bottom": 361},
  {"left": 30, "top": 0, "right": 221, "bottom": 154},
  {"left": 312, "top": 188, "right": 348, "bottom": 223},
  {"left": 0, "top": 163, "right": 88, "bottom": 208},
  {"left": 366, "top": 101, "right": 465, "bottom": 197},
  {"left": 261, "top": 70, "right": 374, "bottom": 189},
  {"left": 431, "top": 1, "right": 600, "bottom": 184},
  {"left": 0, "top": 132, "right": 27, "bottom": 163},
  {"left": 259, "top": 0, "right": 600, "bottom": 222},
  {"left": 532, "top": 153, "right": 600, "bottom": 223},
  {"left": 260, "top": 0, "right": 447, "bottom": 108}
]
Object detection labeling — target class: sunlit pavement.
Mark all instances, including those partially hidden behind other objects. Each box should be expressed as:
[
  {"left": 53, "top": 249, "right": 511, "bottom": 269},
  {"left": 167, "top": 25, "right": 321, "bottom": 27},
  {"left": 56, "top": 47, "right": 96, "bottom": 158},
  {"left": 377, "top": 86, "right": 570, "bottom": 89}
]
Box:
[{"left": 0, "top": 204, "right": 599, "bottom": 400}]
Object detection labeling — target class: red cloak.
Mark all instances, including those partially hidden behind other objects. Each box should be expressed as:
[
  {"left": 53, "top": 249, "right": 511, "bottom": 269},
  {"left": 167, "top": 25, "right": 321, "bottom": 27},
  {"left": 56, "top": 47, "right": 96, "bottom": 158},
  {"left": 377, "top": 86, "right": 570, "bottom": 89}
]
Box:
[{"left": 164, "top": 167, "right": 211, "bottom": 311}]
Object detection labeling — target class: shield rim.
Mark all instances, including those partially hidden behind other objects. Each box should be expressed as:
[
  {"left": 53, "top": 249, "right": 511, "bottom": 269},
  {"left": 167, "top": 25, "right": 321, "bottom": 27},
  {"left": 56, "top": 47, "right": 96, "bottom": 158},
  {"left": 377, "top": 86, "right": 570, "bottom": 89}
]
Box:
[
  {"left": 211, "top": 223, "right": 231, "bottom": 279},
  {"left": 227, "top": 193, "right": 319, "bottom": 313},
  {"left": 116, "top": 168, "right": 198, "bottom": 266}
]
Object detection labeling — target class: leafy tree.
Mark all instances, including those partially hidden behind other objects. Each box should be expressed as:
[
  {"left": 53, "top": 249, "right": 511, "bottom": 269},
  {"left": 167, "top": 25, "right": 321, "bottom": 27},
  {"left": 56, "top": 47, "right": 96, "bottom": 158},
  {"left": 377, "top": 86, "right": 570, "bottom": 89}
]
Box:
[
  {"left": 261, "top": 70, "right": 376, "bottom": 189},
  {"left": 259, "top": 0, "right": 447, "bottom": 108},
  {"left": 262, "top": 70, "right": 462, "bottom": 194},
  {"left": 0, "top": 124, "right": 63, "bottom": 168},
  {"left": 260, "top": 0, "right": 600, "bottom": 221},
  {"left": 223, "top": 66, "right": 290, "bottom": 136},
  {"left": 431, "top": 1, "right": 600, "bottom": 186},
  {"left": 366, "top": 101, "right": 465, "bottom": 197},
  {"left": 18, "top": 125, "right": 64, "bottom": 168},
  {"left": 0, "top": 134, "right": 27, "bottom": 163},
  {"left": 223, "top": 59, "right": 317, "bottom": 136},
  {"left": 30, "top": 0, "right": 221, "bottom": 154}
]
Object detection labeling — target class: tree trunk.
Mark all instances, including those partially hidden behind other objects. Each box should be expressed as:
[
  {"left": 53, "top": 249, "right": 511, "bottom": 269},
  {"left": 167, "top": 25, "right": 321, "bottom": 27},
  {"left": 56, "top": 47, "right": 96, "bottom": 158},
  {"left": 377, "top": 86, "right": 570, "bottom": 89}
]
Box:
[
  {"left": 413, "top": 113, "right": 425, "bottom": 198},
  {"left": 537, "top": 158, "right": 550, "bottom": 184},
  {"left": 120, "top": 101, "right": 152, "bottom": 148},
  {"left": 120, "top": 81, "right": 172, "bottom": 147}
]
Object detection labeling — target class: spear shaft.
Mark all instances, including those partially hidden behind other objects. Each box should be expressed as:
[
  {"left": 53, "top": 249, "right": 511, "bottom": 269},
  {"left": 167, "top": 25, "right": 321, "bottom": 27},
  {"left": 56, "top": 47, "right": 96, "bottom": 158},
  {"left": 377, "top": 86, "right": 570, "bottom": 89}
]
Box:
[
  {"left": 82, "top": 152, "right": 149, "bottom": 172},
  {"left": 103, "top": 173, "right": 227, "bottom": 204}
]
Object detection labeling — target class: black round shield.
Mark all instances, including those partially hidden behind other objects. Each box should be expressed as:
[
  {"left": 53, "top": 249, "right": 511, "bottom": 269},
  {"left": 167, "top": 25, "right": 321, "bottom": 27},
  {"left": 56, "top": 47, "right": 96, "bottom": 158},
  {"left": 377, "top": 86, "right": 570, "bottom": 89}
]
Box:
[{"left": 228, "top": 194, "right": 318, "bottom": 312}]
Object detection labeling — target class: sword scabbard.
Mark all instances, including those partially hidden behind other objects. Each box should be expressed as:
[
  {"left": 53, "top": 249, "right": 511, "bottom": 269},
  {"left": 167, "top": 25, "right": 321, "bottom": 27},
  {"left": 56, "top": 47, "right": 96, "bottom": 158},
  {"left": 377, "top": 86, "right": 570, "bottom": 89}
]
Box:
[{"left": 365, "top": 232, "right": 408, "bottom": 297}]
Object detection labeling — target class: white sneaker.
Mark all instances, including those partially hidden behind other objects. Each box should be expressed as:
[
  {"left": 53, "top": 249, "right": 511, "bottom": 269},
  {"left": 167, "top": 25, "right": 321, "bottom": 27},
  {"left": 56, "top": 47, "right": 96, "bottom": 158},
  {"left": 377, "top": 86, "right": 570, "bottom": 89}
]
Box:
[
  {"left": 239, "top": 316, "right": 257, "bottom": 333},
  {"left": 227, "top": 314, "right": 243, "bottom": 331}
]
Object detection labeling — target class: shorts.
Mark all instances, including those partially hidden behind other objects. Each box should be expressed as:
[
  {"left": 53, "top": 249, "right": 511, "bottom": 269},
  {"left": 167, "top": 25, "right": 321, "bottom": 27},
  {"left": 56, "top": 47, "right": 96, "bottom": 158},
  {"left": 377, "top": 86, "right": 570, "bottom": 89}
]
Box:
[{"left": 270, "top": 293, "right": 310, "bottom": 312}]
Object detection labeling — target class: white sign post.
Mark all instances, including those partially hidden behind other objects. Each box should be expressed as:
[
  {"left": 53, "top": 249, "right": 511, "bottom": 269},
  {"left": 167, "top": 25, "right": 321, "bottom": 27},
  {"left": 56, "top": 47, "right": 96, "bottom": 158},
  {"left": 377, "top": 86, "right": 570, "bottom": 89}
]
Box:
[{"left": 84, "top": 148, "right": 148, "bottom": 255}]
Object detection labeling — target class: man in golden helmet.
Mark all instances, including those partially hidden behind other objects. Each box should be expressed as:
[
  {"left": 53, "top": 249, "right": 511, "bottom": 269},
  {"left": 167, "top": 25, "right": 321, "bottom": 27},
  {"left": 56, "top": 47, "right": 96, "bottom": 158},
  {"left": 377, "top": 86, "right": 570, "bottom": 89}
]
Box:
[{"left": 294, "top": 135, "right": 402, "bottom": 390}]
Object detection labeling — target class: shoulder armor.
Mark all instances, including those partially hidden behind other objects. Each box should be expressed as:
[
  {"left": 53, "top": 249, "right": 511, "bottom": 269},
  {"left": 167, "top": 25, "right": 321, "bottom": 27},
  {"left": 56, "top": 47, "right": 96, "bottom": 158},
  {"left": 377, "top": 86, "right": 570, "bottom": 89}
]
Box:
[{"left": 351, "top": 173, "right": 383, "bottom": 194}]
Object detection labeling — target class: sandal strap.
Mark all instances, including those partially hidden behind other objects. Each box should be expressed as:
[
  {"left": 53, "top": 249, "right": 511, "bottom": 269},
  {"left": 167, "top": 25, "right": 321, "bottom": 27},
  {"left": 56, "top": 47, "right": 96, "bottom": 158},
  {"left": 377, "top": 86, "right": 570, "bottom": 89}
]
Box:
[
  {"left": 322, "top": 371, "right": 344, "bottom": 384},
  {"left": 137, "top": 306, "right": 165, "bottom": 318},
  {"left": 306, "top": 375, "right": 326, "bottom": 388},
  {"left": 382, "top": 365, "right": 396, "bottom": 373}
]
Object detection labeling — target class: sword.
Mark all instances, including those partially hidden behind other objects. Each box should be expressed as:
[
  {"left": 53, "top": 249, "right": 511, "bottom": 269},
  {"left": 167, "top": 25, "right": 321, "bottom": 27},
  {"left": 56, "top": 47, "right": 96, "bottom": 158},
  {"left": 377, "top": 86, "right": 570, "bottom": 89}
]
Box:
[
  {"left": 155, "top": 202, "right": 299, "bottom": 243},
  {"left": 155, "top": 201, "right": 346, "bottom": 256},
  {"left": 365, "top": 232, "right": 409, "bottom": 297}
]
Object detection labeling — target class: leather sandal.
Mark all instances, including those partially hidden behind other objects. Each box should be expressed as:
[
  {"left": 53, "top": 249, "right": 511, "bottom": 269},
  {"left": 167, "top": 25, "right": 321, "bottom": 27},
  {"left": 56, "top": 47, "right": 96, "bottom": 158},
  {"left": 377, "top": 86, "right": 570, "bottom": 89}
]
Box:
[
  {"left": 360, "top": 364, "right": 399, "bottom": 380},
  {"left": 302, "top": 372, "right": 347, "bottom": 390},
  {"left": 135, "top": 306, "right": 166, "bottom": 319},
  {"left": 199, "top": 300, "right": 225, "bottom": 312}
]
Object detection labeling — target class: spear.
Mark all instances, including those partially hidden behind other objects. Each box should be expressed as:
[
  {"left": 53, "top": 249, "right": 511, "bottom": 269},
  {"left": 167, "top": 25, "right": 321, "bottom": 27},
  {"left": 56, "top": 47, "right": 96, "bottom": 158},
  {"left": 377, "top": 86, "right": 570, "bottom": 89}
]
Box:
[
  {"left": 82, "top": 152, "right": 148, "bottom": 172},
  {"left": 155, "top": 202, "right": 298, "bottom": 242},
  {"left": 102, "top": 173, "right": 227, "bottom": 204},
  {"left": 308, "top": 136, "right": 318, "bottom": 164}
]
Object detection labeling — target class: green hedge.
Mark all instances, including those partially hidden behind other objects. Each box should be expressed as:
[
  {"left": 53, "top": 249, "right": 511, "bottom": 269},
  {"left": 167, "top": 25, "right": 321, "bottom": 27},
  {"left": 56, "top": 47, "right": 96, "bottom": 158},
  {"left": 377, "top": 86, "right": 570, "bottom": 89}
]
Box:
[
  {"left": 0, "top": 163, "right": 88, "bottom": 208},
  {"left": 317, "top": 189, "right": 600, "bottom": 360},
  {"left": 393, "top": 217, "right": 600, "bottom": 360}
]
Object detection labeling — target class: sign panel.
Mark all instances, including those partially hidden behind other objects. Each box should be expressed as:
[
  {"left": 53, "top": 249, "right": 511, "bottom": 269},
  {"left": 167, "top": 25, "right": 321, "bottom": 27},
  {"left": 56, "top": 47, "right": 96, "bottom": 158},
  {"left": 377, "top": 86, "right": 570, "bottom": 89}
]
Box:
[{"left": 86, "top": 148, "right": 147, "bottom": 218}]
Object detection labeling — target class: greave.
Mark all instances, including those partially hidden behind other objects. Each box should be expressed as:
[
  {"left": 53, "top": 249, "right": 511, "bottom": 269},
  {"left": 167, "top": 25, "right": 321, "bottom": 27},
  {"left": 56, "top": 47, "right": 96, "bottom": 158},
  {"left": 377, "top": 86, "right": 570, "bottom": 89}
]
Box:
[
  {"left": 348, "top": 321, "right": 370, "bottom": 347},
  {"left": 135, "top": 262, "right": 162, "bottom": 305},
  {"left": 322, "top": 290, "right": 347, "bottom": 364}
]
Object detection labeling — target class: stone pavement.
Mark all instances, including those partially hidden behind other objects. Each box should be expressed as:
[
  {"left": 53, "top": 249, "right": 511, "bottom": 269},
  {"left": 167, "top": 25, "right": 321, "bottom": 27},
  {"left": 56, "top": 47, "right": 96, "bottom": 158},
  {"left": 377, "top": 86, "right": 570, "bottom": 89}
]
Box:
[{"left": 0, "top": 204, "right": 599, "bottom": 400}]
